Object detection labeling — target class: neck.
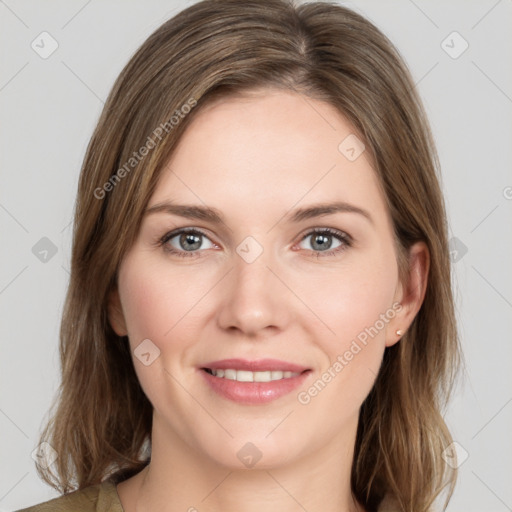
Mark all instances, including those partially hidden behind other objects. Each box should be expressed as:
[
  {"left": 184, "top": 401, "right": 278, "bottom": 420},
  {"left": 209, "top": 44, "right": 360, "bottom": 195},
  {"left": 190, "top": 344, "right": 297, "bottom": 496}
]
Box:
[{"left": 125, "top": 413, "right": 364, "bottom": 512}]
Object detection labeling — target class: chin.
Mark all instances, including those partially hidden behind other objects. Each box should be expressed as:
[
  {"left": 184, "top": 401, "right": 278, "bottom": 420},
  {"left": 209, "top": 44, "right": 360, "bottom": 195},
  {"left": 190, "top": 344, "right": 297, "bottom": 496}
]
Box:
[{"left": 192, "top": 426, "right": 307, "bottom": 471}]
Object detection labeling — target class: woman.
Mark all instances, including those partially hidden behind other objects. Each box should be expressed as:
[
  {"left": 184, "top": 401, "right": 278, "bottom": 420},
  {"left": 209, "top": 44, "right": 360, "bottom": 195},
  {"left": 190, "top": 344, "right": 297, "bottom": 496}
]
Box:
[{"left": 18, "top": 0, "right": 461, "bottom": 511}]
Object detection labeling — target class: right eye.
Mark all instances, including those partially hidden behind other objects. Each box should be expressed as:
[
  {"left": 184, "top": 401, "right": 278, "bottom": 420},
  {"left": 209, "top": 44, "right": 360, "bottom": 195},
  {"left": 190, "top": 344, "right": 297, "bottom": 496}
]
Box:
[{"left": 159, "top": 228, "right": 216, "bottom": 258}]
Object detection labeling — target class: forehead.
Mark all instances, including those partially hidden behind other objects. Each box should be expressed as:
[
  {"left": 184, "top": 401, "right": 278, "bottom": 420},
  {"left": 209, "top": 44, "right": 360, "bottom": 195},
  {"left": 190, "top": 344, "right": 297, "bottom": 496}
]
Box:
[{"left": 150, "top": 89, "right": 389, "bottom": 227}]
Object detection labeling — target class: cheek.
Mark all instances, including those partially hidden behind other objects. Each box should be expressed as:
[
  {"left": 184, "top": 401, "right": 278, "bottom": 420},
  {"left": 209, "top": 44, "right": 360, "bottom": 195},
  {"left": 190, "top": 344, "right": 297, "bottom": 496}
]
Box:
[
  {"left": 118, "top": 254, "right": 207, "bottom": 343},
  {"left": 116, "top": 254, "right": 210, "bottom": 407},
  {"left": 297, "top": 247, "right": 398, "bottom": 409},
  {"left": 301, "top": 250, "right": 398, "bottom": 350},
  {"left": 117, "top": 253, "right": 221, "bottom": 393},
  {"left": 119, "top": 268, "right": 170, "bottom": 344},
  {"left": 295, "top": 264, "right": 397, "bottom": 423}
]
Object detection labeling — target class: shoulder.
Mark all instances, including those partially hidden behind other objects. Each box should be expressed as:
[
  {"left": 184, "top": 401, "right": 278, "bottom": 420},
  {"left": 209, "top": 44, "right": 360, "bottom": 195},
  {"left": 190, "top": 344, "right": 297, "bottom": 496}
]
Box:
[{"left": 15, "top": 480, "right": 124, "bottom": 512}]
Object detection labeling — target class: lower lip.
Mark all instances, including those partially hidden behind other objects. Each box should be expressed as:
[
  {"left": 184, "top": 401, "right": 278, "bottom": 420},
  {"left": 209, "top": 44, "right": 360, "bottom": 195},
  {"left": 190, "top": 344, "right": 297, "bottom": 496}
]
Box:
[{"left": 200, "top": 369, "right": 311, "bottom": 404}]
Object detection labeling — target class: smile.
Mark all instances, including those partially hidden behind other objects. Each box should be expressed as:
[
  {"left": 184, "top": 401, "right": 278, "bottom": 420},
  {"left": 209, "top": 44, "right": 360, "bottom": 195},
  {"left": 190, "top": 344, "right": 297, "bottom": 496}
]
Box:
[
  {"left": 203, "top": 368, "right": 301, "bottom": 382},
  {"left": 199, "top": 359, "right": 311, "bottom": 404}
]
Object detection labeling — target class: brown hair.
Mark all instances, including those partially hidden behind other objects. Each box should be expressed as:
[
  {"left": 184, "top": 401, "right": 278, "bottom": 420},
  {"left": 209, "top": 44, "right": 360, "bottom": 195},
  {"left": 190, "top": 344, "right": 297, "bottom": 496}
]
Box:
[{"left": 36, "top": 1, "right": 461, "bottom": 510}]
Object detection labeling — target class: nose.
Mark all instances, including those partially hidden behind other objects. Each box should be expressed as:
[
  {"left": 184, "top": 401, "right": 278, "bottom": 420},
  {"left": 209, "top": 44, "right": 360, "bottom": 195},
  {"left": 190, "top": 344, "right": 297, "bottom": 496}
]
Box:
[{"left": 216, "top": 244, "right": 292, "bottom": 337}]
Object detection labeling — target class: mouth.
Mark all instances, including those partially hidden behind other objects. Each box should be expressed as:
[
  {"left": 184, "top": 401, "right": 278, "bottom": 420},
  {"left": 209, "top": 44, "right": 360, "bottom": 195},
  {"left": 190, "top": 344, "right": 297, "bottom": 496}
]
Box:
[
  {"left": 199, "top": 358, "right": 312, "bottom": 404},
  {"left": 202, "top": 368, "right": 304, "bottom": 382}
]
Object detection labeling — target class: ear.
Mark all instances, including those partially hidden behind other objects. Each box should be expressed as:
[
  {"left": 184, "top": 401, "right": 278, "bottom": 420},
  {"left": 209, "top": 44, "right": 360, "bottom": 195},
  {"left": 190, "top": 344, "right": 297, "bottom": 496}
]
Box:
[
  {"left": 107, "top": 286, "right": 128, "bottom": 337},
  {"left": 386, "top": 241, "right": 430, "bottom": 347}
]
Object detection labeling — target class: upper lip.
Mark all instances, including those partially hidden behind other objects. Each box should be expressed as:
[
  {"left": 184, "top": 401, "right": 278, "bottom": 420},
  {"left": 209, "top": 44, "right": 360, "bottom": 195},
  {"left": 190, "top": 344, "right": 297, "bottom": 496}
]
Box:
[{"left": 201, "top": 358, "right": 310, "bottom": 373}]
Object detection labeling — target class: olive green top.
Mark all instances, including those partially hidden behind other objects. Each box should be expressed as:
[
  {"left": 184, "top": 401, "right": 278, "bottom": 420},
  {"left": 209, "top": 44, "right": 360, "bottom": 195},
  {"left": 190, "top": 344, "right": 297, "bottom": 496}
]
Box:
[
  {"left": 16, "top": 480, "right": 399, "bottom": 511},
  {"left": 15, "top": 481, "right": 123, "bottom": 512}
]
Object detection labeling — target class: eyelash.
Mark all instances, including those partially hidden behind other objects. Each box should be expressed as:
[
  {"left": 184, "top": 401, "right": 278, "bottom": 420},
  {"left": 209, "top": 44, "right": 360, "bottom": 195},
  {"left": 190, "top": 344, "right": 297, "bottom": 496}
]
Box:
[{"left": 157, "top": 227, "right": 352, "bottom": 259}]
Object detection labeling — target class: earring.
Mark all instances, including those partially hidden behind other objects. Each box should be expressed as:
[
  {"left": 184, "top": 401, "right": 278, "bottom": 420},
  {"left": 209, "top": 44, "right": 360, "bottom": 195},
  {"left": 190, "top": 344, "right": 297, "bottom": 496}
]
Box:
[{"left": 396, "top": 329, "right": 403, "bottom": 336}]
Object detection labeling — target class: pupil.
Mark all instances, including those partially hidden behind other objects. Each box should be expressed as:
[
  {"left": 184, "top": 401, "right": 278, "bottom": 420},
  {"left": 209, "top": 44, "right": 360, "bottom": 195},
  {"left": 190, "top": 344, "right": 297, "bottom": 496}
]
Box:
[
  {"left": 313, "top": 234, "right": 331, "bottom": 251},
  {"left": 180, "top": 233, "right": 201, "bottom": 251}
]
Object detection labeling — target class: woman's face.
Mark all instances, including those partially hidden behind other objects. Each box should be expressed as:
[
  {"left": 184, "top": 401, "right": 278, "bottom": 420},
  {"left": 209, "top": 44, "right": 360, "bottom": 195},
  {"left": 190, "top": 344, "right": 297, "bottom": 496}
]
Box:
[{"left": 110, "top": 88, "right": 422, "bottom": 469}]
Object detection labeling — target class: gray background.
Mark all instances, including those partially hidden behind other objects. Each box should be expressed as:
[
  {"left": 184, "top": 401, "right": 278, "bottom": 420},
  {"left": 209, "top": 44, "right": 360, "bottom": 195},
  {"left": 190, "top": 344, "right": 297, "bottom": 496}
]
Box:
[{"left": 1, "top": 0, "right": 511, "bottom": 510}]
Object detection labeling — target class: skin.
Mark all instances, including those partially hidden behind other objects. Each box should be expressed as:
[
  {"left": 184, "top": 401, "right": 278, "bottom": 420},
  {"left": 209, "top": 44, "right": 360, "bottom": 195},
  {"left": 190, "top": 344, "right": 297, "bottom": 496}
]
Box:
[{"left": 109, "top": 88, "right": 429, "bottom": 512}]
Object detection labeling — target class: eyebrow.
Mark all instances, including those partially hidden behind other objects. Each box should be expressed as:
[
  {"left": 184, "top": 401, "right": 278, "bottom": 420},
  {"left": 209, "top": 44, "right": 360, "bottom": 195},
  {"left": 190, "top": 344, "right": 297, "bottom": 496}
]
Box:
[{"left": 144, "top": 201, "right": 374, "bottom": 226}]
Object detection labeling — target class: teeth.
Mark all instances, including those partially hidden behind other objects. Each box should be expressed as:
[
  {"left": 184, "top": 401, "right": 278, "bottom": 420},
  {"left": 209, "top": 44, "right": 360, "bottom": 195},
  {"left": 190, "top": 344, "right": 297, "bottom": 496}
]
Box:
[
  {"left": 254, "top": 371, "right": 271, "bottom": 382},
  {"left": 224, "top": 369, "right": 236, "bottom": 380},
  {"left": 209, "top": 369, "right": 300, "bottom": 382}
]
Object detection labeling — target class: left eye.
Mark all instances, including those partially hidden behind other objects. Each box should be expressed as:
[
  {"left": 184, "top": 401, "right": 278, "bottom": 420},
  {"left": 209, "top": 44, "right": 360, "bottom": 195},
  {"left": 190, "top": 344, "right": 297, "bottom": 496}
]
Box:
[{"left": 298, "top": 229, "right": 346, "bottom": 253}]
